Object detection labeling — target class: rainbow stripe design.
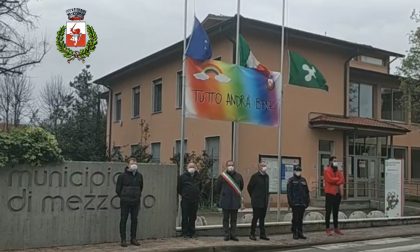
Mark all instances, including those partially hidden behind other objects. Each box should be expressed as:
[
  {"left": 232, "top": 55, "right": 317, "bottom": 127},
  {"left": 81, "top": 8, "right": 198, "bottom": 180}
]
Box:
[{"left": 186, "top": 58, "right": 281, "bottom": 127}]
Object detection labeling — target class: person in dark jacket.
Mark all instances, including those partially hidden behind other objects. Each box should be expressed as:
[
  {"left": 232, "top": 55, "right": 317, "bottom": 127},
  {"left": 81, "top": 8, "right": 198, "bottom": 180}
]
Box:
[
  {"left": 287, "top": 165, "right": 310, "bottom": 240},
  {"left": 247, "top": 161, "right": 270, "bottom": 241},
  {"left": 177, "top": 162, "right": 201, "bottom": 238},
  {"left": 216, "top": 160, "right": 244, "bottom": 241},
  {"left": 116, "top": 157, "right": 143, "bottom": 247}
]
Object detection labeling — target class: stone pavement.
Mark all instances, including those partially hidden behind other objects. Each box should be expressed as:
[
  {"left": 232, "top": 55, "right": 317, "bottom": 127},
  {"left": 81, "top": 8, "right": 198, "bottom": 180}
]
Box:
[{"left": 7, "top": 224, "right": 420, "bottom": 252}]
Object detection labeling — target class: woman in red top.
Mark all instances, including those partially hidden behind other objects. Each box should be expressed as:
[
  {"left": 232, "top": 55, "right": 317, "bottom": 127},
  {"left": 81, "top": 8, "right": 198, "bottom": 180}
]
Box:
[{"left": 324, "top": 156, "right": 345, "bottom": 236}]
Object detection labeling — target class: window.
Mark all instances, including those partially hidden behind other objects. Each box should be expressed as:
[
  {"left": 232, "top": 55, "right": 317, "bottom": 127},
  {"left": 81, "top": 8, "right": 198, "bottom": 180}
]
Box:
[
  {"left": 319, "top": 140, "right": 333, "bottom": 152},
  {"left": 176, "top": 72, "right": 183, "bottom": 109},
  {"left": 205, "top": 137, "right": 220, "bottom": 178},
  {"left": 412, "top": 108, "right": 420, "bottom": 124},
  {"left": 114, "top": 93, "right": 122, "bottom": 121},
  {"left": 318, "top": 140, "right": 334, "bottom": 196},
  {"left": 348, "top": 83, "right": 373, "bottom": 118},
  {"left": 411, "top": 148, "right": 420, "bottom": 179},
  {"left": 360, "top": 56, "right": 384, "bottom": 66},
  {"left": 151, "top": 142, "right": 161, "bottom": 163},
  {"left": 131, "top": 144, "right": 140, "bottom": 156},
  {"left": 132, "top": 86, "right": 140, "bottom": 118},
  {"left": 381, "top": 88, "right": 405, "bottom": 122},
  {"left": 394, "top": 148, "right": 407, "bottom": 179},
  {"left": 175, "top": 139, "right": 187, "bottom": 155},
  {"left": 153, "top": 79, "right": 162, "bottom": 113}
]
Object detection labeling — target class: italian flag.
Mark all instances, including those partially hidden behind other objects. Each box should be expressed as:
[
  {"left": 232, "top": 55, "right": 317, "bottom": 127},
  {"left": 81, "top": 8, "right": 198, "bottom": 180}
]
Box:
[{"left": 239, "top": 34, "right": 271, "bottom": 77}]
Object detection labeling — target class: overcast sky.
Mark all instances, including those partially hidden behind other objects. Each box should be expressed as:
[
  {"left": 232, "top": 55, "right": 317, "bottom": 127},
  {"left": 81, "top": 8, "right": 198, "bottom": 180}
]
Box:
[{"left": 26, "top": 0, "right": 418, "bottom": 96}]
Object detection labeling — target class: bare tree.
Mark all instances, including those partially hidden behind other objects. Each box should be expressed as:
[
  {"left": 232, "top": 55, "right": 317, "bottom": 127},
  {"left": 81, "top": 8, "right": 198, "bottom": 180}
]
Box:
[
  {"left": 40, "top": 75, "right": 73, "bottom": 131},
  {"left": 0, "top": 0, "right": 48, "bottom": 75},
  {"left": 10, "top": 74, "right": 31, "bottom": 125},
  {"left": 0, "top": 76, "right": 12, "bottom": 130}
]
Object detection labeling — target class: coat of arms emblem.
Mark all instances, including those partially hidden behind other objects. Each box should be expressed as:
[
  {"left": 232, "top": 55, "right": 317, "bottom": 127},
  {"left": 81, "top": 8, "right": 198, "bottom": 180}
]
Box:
[{"left": 56, "top": 8, "right": 98, "bottom": 63}]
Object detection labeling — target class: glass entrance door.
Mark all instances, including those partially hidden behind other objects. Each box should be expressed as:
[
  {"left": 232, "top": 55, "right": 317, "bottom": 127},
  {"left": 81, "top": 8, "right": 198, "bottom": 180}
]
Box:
[{"left": 353, "top": 157, "right": 377, "bottom": 198}]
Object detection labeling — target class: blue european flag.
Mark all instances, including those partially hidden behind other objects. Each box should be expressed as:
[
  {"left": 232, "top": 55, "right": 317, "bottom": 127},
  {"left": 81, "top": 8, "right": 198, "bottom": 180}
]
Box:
[{"left": 185, "top": 17, "right": 212, "bottom": 61}]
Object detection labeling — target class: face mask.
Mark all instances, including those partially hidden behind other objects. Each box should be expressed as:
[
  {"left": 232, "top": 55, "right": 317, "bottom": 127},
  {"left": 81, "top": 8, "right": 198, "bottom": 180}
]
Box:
[
  {"left": 332, "top": 162, "right": 339, "bottom": 167},
  {"left": 128, "top": 164, "right": 138, "bottom": 172},
  {"left": 187, "top": 168, "right": 196, "bottom": 174},
  {"left": 261, "top": 166, "right": 267, "bottom": 172},
  {"left": 227, "top": 166, "right": 234, "bottom": 172},
  {"left": 294, "top": 171, "right": 301, "bottom": 177}
]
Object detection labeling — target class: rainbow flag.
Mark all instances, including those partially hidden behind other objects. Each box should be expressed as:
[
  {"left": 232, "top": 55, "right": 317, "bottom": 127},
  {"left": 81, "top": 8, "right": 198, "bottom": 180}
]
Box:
[{"left": 185, "top": 58, "right": 282, "bottom": 127}]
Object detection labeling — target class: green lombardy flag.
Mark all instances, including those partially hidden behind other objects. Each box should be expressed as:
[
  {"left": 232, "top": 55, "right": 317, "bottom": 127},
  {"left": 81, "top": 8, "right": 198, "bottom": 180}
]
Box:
[{"left": 288, "top": 51, "right": 328, "bottom": 91}]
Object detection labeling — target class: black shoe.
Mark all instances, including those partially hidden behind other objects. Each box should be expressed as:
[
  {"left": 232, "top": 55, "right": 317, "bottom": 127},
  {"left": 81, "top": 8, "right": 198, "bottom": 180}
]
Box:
[
  {"left": 249, "top": 234, "right": 257, "bottom": 241},
  {"left": 260, "top": 236, "right": 270, "bottom": 241},
  {"left": 224, "top": 236, "right": 230, "bottom": 241},
  {"left": 231, "top": 237, "right": 239, "bottom": 241},
  {"left": 130, "top": 239, "right": 141, "bottom": 246},
  {"left": 293, "top": 232, "right": 299, "bottom": 240},
  {"left": 298, "top": 232, "right": 307, "bottom": 240},
  {"left": 120, "top": 241, "right": 128, "bottom": 247}
]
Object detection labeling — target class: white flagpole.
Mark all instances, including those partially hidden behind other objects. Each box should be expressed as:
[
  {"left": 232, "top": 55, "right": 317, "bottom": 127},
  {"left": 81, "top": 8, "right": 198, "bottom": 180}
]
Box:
[
  {"left": 277, "top": 0, "right": 286, "bottom": 222},
  {"left": 180, "top": 0, "right": 187, "bottom": 176},
  {"left": 178, "top": 0, "right": 188, "bottom": 228},
  {"left": 233, "top": 0, "right": 240, "bottom": 166}
]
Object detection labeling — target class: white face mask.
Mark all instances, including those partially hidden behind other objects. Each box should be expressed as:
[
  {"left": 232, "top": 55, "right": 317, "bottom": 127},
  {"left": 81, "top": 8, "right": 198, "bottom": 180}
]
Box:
[
  {"left": 187, "top": 167, "right": 196, "bottom": 174},
  {"left": 227, "top": 165, "right": 234, "bottom": 172},
  {"left": 261, "top": 166, "right": 267, "bottom": 172},
  {"left": 294, "top": 171, "right": 301, "bottom": 177},
  {"left": 128, "top": 164, "right": 138, "bottom": 172},
  {"left": 332, "top": 162, "right": 339, "bottom": 167}
]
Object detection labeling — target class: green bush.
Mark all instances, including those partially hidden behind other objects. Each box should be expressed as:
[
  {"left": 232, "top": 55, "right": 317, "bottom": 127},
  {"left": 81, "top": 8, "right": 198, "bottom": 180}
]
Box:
[{"left": 0, "top": 127, "right": 63, "bottom": 167}]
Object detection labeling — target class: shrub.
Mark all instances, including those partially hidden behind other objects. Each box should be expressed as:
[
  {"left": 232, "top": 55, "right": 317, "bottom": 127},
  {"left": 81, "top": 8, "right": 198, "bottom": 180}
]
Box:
[{"left": 0, "top": 127, "right": 63, "bottom": 167}]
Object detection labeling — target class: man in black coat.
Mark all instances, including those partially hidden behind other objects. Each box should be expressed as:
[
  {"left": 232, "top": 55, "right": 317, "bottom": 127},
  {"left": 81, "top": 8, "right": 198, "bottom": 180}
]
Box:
[
  {"left": 177, "top": 162, "right": 201, "bottom": 238},
  {"left": 216, "top": 160, "right": 244, "bottom": 241},
  {"left": 116, "top": 158, "right": 143, "bottom": 247},
  {"left": 287, "top": 165, "right": 310, "bottom": 240},
  {"left": 247, "top": 161, "right": 270, "bottom": 241}
]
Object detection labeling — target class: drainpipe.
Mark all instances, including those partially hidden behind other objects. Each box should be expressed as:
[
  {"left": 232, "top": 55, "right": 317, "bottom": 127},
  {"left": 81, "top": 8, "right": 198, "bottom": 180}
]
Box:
[{"left": 98, "top": 82, "right": 113, "bottom": 160}]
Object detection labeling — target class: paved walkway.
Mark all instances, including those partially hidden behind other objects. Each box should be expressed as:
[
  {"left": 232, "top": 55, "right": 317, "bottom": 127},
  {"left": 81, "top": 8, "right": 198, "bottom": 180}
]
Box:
[{"left": 8, "top": 224, "right": 420, "bottom": 252}]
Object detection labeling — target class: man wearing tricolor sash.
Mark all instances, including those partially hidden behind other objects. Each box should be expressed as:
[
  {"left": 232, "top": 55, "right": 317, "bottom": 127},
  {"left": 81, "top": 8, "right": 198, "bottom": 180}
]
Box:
[{"left": 216, "top": 160, "right": 244, "bottom": 241}]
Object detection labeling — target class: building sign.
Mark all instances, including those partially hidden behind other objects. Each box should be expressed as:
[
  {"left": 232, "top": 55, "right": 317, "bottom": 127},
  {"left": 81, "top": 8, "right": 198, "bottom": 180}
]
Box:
[
  {"left": 0, "top": 162, "right": 177, "bottom": 250},
  {"left": 384, "top": 159, "right": 404, "bottom": 217}
]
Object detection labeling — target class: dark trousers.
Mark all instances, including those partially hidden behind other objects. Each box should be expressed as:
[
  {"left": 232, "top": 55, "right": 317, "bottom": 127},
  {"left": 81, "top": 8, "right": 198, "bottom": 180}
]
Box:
[
  {"left": 120, "top": 201, "right": 140, "bottom": 241},
  {"left": 222, "top": 209, "right": 238, "bottom": 238},
  {"left": 325, "top": 193, "right": 341, "bottom": 229},
  {"left": 251, "top": 207, "right": 267, "bottom": 236},
  {"left": 291, "top": 206, "right": 305, "bottom": 233},
  {"left": 181, "top": 200, "right": 199, "bottom": 236}
]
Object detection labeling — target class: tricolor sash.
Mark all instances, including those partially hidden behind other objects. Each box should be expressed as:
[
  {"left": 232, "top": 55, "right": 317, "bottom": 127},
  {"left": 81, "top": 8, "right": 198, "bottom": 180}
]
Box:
[{"left": 221, "top": 172, "right": 242, "bottom": 196}]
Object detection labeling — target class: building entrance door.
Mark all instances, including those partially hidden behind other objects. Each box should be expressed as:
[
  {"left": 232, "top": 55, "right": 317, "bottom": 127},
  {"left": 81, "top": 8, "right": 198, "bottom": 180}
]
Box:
[{"left": 350, "top": 157, "right": 378, "bottom": 198}]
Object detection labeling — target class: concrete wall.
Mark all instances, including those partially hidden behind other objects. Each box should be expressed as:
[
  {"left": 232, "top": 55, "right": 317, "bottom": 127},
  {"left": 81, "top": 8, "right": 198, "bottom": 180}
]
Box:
[{"left": 0, "top": 162, "right": 177, "bottom": 250}]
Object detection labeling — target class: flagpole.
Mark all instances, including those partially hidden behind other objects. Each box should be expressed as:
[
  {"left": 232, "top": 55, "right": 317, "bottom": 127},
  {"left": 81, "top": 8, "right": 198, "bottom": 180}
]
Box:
[
  {"left": 277, "top": 0, "right": 286, "bottom": 222},
  {"left": 178, "top": 0, "right": 188, "bottom": 227},
  {"left": 233, "top": 0, "right": 240, "bottom": 166},
  {"left": 180, "top": 0, "right": 187, "bottom": 176}
]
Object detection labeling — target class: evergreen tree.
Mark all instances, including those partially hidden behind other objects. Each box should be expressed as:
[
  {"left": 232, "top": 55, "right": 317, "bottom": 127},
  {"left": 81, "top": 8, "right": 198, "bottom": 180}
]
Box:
[{"left": 398, "top": 10, "right": 420, "bottom": 123}]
